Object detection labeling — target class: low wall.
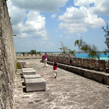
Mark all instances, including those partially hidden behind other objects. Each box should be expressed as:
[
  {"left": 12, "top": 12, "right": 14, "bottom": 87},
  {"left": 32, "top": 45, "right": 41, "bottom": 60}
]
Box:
[
  {"left": 47, "top": 61, "right": 109, "bottom": 85},
  {"left": 16, "top": 54, "right": 42, "bottom": 59},
  {"left": 41, "top": 54, "right": 109, "bottom": 85},
  {"left": 47, "top": 54, "right": 109, "bottom": 73}
]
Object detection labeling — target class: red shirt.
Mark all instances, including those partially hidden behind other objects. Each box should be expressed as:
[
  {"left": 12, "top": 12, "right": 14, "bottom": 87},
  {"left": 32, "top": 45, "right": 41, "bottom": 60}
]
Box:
[{"left": 53, "top": 65, "right": 57, "bottom": 70}]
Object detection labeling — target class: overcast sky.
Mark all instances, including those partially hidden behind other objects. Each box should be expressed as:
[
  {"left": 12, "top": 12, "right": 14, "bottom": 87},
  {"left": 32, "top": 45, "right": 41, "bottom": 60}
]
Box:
[{"left": 7, "top": 0, "right": 109, "bottom": 52}]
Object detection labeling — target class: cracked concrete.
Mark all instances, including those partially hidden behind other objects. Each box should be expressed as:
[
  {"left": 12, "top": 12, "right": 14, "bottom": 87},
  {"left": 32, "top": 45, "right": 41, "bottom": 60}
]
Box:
[{"left": 13, "top": 59, "right": 109, "bottom": 109}]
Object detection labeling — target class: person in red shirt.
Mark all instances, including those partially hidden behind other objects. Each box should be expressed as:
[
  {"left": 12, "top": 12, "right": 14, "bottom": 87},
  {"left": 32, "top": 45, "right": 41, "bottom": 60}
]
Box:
[{"left": 53, "top": 61, "right": 58, "bottom": 78}]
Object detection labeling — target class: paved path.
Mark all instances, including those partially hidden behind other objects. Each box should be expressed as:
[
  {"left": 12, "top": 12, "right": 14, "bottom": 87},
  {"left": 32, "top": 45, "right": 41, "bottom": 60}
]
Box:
[{"left": 13, "top": 59, "right": 109, "bottom": 109}]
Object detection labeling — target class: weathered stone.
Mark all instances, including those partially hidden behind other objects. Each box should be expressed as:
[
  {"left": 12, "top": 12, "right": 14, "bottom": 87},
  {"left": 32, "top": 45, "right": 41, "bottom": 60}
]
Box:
[
  {"left": 22, "top": 68, "right": 34, "bottom": 71},
  {"left": 13, "top": 59, "right": 109, "bottom": 109},
  {"left": 25, "top": 78, "right": 46, "bottom": 92},
  {"left": 98, "top": 60, "right": 106, "bottom": 71},
  {"left": 76, "top": 58, "right": 82, "bottom": 67},
  {"left": 0, "top": 0, "right": 16, "bottom": 108},
  {"left": 23, "top": 70, "right": 36, "bottom": 76},
  {"left": 24, "top": 74, "right": 41, "bottom": 79}
]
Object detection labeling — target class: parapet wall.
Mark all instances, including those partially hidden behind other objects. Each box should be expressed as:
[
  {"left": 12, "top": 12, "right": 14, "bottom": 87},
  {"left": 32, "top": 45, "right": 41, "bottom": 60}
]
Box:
[
  {"left": 0, "top": 0, "right": 16, "bottom": 109},
  {"left": 41, "top": 54, "right": 109, "bottom": 85},
  {"left": 16, "top": 54, "right": 42, "bottom": 59},
  {"left": 46, "top": 54, "right": 109, "bottom": 72}
]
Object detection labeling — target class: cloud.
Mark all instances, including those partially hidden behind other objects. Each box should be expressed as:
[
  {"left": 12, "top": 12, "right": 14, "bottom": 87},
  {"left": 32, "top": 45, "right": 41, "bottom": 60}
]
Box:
[
  {"left": 51, "top": 14, "right": 56, "bottom": 18},
  {"left": 7, "top": 1, "right": 48, "bottom": 40},
  {"left": 74, "top": 0, "right": 94, "bottom": 7},
  {"left": 74, "top": 0, "right": 109, "bottom": 15},
  {"left": 93, "top": 0, "right": 109, "bottom": 15},
  {"left": 58, "top": 6, "right": 105, "bottom": 34},
  {"left": 10, "top": 0, "right": 68, "bottom": 12},
  {"left": 7, "top": 1, "right": 26, "bottom": 25}
]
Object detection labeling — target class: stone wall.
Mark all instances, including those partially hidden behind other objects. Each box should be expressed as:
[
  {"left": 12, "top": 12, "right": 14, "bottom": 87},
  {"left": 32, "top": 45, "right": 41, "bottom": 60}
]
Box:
[
  {"left": 16, "top": 54, "right": 42, "bottom": 59},
  {"left": 46, "top": 54, "right": 109, "bottom": 72},
  {"left": 47, "top": 61, "right": 109, "bottom": 85},
  {"left": 0, "top": 0, "right": 16, "bottom": 109}
]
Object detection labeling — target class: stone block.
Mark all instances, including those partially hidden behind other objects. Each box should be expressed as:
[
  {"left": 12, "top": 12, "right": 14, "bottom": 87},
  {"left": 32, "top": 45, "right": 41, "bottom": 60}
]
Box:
[
  {"left": 88, "top": 59, "right": 96, "bottom": 69},
  {"left": 25, "top": 78, "right": 46, "bottom": 92},
  {"left": 98, "top": 60, "right": 106, "bottom": 71},
  {"left": 82, "top": 59, "right": 89, "bottom": 68},
  {"left": 76, "top": 58, "right": 82, "bottom": 67},
  {"left": 24, "top": 74, "right": 41, "bottom": 79},
  {"left": 22, "top": 70, "right": 36, "bottom": 76},
  {"left": 22, "top": 68, "right": 34, "bottom": 71},
  {"left": 72, "top": 58, "right": 77, "bottom": 66},
  {"left": 24, "top": 74, "right": 41, "bottom": 84}
]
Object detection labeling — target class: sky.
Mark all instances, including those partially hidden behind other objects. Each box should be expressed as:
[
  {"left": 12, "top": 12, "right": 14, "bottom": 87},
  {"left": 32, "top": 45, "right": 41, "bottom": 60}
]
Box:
[{"left": 7, "top": 0, "right": 109, "bottom": 52}]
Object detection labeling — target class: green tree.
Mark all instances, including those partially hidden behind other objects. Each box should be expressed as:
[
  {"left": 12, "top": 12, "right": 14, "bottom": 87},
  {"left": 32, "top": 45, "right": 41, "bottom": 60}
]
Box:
[
  {"left": 21, "top": 52, "right": 25, "bottom": 56},
  {"left": 74, "top": 38, "right": 100, "bottom": 59},
  {"left": 28, "top": 50, "right": 40, "bottom": 55},
  {"left": 59, "top": 41, "right": 75, "bottom": 55},
  {"left": 69, "top": 49, "right": 76, "bottom": 56},
  {"left": 59, "top": 42, "right": 69, "bottom": 54},
  {"left": 102, "top": 23, "right": 109, "bottom": 55}
]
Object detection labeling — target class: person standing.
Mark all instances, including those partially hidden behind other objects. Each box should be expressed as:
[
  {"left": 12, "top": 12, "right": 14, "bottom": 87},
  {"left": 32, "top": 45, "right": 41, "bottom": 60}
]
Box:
[
  {"left": 53, "top": 61, "right": 58, "bottom": 78},
  {"left": 44, "top": 53, "right": 48, "bottom": 67}
]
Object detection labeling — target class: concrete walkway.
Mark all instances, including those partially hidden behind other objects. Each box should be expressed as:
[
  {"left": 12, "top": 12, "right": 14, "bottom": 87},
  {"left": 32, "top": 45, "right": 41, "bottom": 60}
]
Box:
[{"left": 13, "top": 59, "right": 109, "bottom": 109}]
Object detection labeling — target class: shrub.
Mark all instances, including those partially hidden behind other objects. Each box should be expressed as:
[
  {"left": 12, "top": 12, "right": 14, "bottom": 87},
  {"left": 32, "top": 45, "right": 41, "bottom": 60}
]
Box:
[{"left": 16, "top": 62, "right": 26, "bottom": 69}]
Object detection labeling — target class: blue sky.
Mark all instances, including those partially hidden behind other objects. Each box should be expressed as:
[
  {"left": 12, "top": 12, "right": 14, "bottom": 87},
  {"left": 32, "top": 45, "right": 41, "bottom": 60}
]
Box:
[{"left": 7, "top": 0, "right": 109, "bottom": 52}]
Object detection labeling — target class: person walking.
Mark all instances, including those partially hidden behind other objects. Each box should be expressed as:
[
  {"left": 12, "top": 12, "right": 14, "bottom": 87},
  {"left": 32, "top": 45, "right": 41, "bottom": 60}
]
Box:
[
  {"left": 44, "top": 53, "right": 48, "bottom": 67},
  {"left": 53, "top": 61, "right": 58, "bottom": 78}
]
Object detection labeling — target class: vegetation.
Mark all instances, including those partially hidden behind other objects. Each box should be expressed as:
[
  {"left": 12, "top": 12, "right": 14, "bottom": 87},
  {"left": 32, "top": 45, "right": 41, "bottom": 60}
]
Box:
[
  {"left": 16, "top": 62, "right": 26, "bottom": 69},
  {"left": 59, "top": 41, "right": 76, "bottom": 55},
  {"left": 102, "top": 23, "right": 109, "bottom": 56},
  {"left": 28, "top": 50, "right": 41, "bottom": 55},
  {"left": 21, "top": 52, "right": 25, "bottom": 56},
  {"left": 69, "top": 49, "right": 76, "bottom": 56},
  {"left": 74, "top": 38, "right": 100, "bottom": 59},
  {"left": 59, "top": 42, "right": 69, "bottom": 54},
  {"left": 3, "top": 0, "right": 7, "bottom": 3}
]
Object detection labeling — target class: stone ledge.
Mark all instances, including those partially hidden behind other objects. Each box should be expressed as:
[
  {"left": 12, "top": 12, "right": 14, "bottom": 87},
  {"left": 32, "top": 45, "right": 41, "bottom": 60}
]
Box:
[
  {"left": 47, "top": 61, "right": 109, "bottom": 85},
  {"left": 24, "top": 74, "right": 41, "bottom": 79},
  {"left": 22, "top": 70, "right": 36, "bottom": 76},
  {"left": 24, "top": 74, "right": 42, "bottom": 85},
  {"left": 22, "top": 68, "right": 34, "bottom": 72},
  {"left": 25, "top": 78, "right": 46, "bottom": 92}
]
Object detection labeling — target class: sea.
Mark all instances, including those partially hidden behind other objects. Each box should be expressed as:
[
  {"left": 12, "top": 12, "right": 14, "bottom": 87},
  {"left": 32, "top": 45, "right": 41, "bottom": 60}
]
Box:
[
  {"left": 16, "top": 52, "right": 109, "bottom": 60},
  {"left": 75, "top": 53, "right": 109, "bottom": 60}
]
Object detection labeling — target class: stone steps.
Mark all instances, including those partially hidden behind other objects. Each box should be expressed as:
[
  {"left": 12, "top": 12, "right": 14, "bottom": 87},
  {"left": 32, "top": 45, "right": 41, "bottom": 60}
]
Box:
[{"left": 22, "top": 68, "right": 46, "bottom": 92}]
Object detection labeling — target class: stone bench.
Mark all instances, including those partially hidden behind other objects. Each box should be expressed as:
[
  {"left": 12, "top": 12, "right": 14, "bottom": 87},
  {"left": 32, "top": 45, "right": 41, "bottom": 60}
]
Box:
[
  {"left": 22, "top": 70, "right": 36, "bottom": 77},
  {"left": 22, "top": 68, "right": 34, "bottom": 72},
  {"left": 24, "top": 74, "right": 41, "bottom": 79},
  {"left": 24, "top": 74, "right": 41, "bottom": 84},
  {"left": 25, "top": 78, "right": 46, "bottom": 92}
]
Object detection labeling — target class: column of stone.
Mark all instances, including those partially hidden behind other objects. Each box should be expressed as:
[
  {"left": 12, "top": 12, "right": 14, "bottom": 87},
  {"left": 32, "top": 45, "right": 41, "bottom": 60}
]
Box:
[
  {"left": 88, "top": 59, "right": 96, "bottom": 70},
  {"left": 98, "top": 60, "right": 106, "bottom": 71}
]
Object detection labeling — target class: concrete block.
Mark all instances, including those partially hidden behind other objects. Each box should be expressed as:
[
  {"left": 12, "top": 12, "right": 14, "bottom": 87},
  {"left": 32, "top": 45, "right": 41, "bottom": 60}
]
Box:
[
  {"left": 25, "top": 78, "right": 46, "bottom": 92},
  {"left": 24, "top": 74, "right": 42, "bottom": 84},
  {"left": 24, "top": 74, "right": 41, "bottom": 79},
  {"left": 22, "top": 68, "right": 34, "bottom": 71},
  {"left": 23, "top": 70, "right": 36, "bottom": 76}
]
